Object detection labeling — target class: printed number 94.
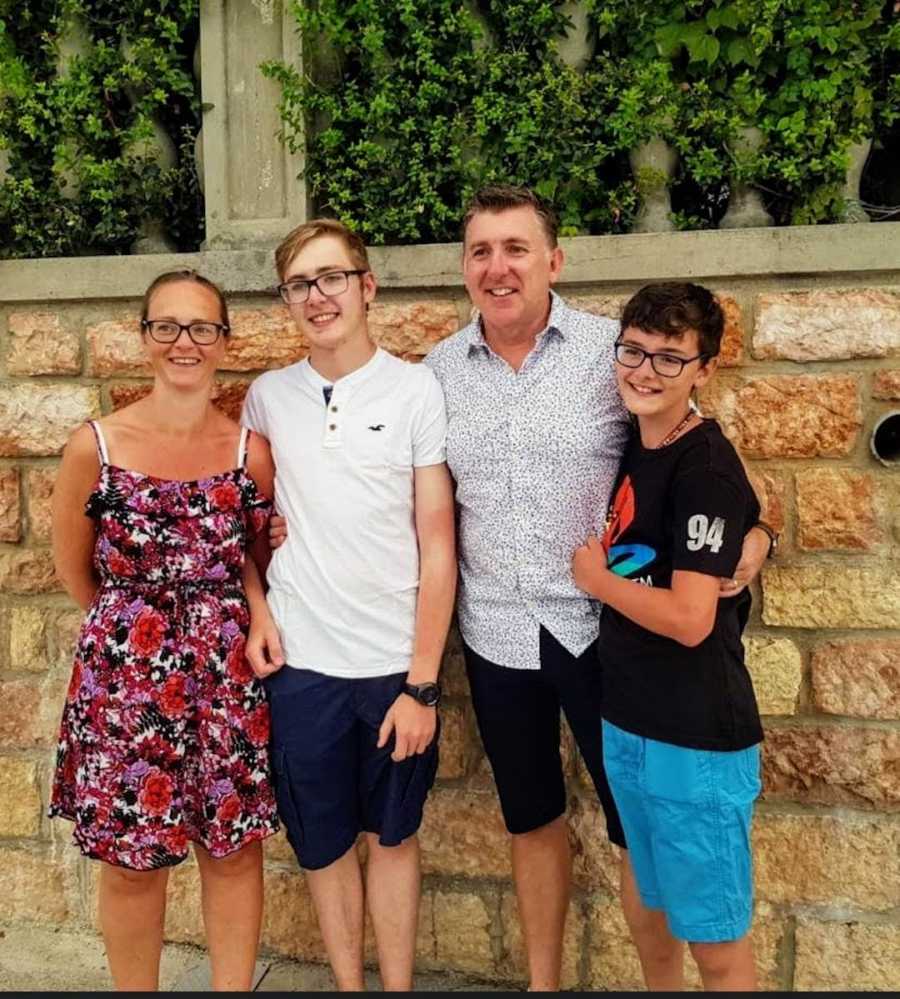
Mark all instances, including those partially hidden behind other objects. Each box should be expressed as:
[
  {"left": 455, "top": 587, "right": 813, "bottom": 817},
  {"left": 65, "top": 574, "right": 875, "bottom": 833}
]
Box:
[{"left": 686, "top": 514, "right": 725, "bottom": 554}]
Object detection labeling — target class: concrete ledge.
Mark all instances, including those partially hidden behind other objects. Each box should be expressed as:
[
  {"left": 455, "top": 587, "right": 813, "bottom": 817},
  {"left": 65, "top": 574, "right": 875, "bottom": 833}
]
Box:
[{"left": 1, "top": 222, "right": 899, "bottom": 302}]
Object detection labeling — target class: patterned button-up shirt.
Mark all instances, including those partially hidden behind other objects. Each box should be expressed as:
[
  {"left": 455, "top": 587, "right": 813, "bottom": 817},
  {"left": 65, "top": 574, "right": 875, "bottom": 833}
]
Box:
[{"left": 425, "top": 292, "right": 630, "bottom": 670}]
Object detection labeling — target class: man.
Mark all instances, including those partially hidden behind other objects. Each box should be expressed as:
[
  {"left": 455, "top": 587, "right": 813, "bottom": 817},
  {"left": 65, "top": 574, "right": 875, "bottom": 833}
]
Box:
[
  {"left": 243, "top": 218, "right": 457, "bottom": 992},
  {"left": 423, "top": 185, "right": 772, "bottom": 991}
]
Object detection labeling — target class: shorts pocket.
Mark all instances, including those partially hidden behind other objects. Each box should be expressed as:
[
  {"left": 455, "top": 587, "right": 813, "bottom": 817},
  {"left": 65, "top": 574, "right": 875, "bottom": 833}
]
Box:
[
  {"left": 271, "top": 749, "right": 304, "bottom": 851},
  {"left": 601, "top": 720, "right": 642, "bottom": 785},
  {"left": 643, "top": 741, "right": 713, "bottom": 806}
]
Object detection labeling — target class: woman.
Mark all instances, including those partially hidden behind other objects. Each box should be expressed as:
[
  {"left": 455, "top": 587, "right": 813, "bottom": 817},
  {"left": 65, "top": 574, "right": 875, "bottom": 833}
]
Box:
[{"left": 49, "top": 270, "right": 281, "bottom": 991}]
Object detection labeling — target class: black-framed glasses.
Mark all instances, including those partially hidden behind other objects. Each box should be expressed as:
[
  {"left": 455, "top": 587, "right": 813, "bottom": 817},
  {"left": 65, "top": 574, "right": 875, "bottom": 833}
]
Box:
[
  {"left": 277, "top": 269, "right": 367, "bottom": 304},
  {"left": 614, "top": 340, "right": 708, "bottom": 378},
  {"left": 142, "top": 320, "right": 229, "bottom": 345}
]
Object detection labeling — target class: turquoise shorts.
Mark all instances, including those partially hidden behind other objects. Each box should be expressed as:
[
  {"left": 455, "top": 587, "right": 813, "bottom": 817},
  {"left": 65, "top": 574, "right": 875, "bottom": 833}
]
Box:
[{"left": 602, "top": 719, "right": 761, "bottom": 943}]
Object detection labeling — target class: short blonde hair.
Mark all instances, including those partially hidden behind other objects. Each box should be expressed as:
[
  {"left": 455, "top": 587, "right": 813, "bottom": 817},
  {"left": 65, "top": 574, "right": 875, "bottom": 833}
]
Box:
[{"left": 274, "top": 218, "right": 370, "bottom": 282}]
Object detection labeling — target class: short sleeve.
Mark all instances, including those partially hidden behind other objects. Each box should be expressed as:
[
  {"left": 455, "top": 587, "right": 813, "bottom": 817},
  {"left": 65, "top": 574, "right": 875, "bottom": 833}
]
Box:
[
  {"left": 411, "top": 367, "right": 448, "bottom": 467},
  {"left": 241, "top": 379, "right": 266, "bottom": 436},
  {"left": 670, "top": 469, "right": 748, "bottom": 578}
]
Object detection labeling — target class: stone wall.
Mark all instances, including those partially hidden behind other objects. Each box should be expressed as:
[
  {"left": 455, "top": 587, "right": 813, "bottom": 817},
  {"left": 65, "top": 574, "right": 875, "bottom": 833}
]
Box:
[{"left": 0, "top": 224, "right": 898, "bottom": 991}]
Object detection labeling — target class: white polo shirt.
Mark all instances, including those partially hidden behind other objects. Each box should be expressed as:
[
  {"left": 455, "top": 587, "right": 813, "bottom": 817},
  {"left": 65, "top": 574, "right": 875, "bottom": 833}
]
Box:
[{"left": 242, "top": 347, "right": 447, "bottom": 678}]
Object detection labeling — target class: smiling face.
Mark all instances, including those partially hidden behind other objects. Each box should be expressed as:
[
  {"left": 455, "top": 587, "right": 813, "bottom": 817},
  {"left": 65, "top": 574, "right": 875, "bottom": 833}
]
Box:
[
  {"left": 282, "top": 233, "right": 375, "bottom": 354},
  {"left": 462, "top": 205, "right": 563, "bottom": 343},
  {"left": 142, "top": 279, "right": 226, "bottom": 389},
  {"left": 615, "top": 325, "right": 717, "bottom": 422}
]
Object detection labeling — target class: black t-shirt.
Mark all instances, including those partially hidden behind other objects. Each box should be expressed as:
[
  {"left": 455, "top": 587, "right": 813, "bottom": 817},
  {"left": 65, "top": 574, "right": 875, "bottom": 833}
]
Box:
[{"left": 597, "top": 419, "right": 764, "bottom": 751}]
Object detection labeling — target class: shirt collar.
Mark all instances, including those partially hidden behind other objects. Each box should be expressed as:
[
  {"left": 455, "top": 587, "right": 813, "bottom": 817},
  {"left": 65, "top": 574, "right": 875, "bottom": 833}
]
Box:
[{"left": 465, "top": 290, "right": 568, "bottom": 358}]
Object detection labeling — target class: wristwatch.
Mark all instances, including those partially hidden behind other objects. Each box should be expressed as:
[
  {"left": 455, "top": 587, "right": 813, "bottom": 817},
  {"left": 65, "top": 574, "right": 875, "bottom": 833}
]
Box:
[
  {"left": 402, "top": 681, "right": 442, "bottom": 707},
  {"left": 754, "top": 520, "right": 779, "bottom": 559}
]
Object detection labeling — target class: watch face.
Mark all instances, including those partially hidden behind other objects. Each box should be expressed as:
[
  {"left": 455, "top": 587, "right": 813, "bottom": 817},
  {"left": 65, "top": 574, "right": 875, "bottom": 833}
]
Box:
[{"left": 408, "top": 682, "right": 440, "bottom": 706}]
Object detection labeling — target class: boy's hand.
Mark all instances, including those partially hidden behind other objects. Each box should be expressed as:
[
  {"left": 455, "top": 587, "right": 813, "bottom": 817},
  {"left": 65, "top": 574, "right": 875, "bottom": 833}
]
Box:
[
  {"left": 572, "top": 535, "right": 608, "bottom": 597},
  {"left": 377, "top": 695, "right": 437, "bottom": 762},
  {"left": 246, "top": 615, "right": 286, "bottom": 678},
  {"left": 269, "top": 514, "right": 287, "bottom": 550},
  {"left": 719, "top": 525, "right": 769, "bottom": 597}
]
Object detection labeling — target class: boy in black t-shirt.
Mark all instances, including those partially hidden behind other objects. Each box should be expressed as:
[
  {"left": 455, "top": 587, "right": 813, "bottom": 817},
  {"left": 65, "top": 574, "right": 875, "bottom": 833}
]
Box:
[{"left": 572, "top": 283, "right": 763, "bottom": 991}]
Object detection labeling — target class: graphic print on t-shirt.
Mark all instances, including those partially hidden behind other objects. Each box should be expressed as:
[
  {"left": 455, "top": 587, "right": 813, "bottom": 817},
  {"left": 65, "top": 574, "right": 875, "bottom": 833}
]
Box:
[{"left": 602, "top": 475, "right": 656, "bottom": 578}]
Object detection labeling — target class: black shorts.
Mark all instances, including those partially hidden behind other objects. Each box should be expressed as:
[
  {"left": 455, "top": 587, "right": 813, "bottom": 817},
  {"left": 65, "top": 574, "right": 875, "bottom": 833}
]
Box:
[
  {"left": 464, "top": 627, "right": 626, "bottom": 848},
  {"left": 263, "top": 667, "right": 439, "bottom": 870}
]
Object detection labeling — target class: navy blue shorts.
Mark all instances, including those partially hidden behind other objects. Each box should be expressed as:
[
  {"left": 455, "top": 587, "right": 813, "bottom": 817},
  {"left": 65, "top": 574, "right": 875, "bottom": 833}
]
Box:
[
  {"left": 464, "top": 628, "right": 625, "bottom": 847},
  {"left": 263, "top": 667, "right": 439, "bottom": 871}
]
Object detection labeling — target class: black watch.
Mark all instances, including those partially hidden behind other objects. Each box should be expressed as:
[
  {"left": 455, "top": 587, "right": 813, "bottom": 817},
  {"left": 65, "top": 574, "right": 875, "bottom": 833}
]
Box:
[
  {"left": 402, "top": 681, "right": 441, "bottom": 707},
  {"left": 755, "top": 520, "right": 779, "bottom": 559}
]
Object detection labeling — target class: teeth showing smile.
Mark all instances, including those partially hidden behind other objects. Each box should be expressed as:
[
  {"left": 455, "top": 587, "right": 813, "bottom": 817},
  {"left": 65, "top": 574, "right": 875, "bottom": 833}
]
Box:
[
  {"left": 628, "top": 384, "right": 660, "bottom": 395},
  {"left": 170, "top": 358, "right": 200, "bottom": 365},
  {"left": 487, "top": 288, "right": 515, "bottom": 297},
  {"left": 311, "top": 312, "right": 339, "bottom": 324}
]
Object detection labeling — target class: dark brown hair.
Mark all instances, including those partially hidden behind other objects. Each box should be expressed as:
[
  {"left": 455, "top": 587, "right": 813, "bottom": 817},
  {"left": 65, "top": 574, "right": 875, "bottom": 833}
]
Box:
[
  {"left": 141, "top": 270, "right": 230, "bottom": 332},
  {"left": 461, "top": 184, "right": 559, "bottom": 248},
  {"left": 620, "top": 282, "right": 724, "bottom": 358},
  {"left": 275, "top": 217, "right": 370, "bottom": 282}
]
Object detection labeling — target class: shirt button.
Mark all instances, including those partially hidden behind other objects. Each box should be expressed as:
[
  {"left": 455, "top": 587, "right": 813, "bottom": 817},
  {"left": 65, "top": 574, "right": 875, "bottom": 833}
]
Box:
[
  {"left": 329, "top": 423, "right": 337, "bottom": 431},
  {"left": 331, "top": 405, "right": 338, "bottom": 412}
]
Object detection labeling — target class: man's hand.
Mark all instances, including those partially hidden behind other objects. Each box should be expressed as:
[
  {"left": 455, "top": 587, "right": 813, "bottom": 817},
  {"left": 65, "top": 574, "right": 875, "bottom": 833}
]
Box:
[
  {"left": 572, "top": 535, "right": 608, "bottom": 598},
  {"left": 269, "top": 513, "right": 287, "bottom": 550},
  {"left": 245, "top": 613, "right": 286, "bottom": 678},
  {"left": 719, "top": 525, "right": 770, "bottom": 598},
  {"left": 377, "top": 694, "right": 437, "bottom": 762}
]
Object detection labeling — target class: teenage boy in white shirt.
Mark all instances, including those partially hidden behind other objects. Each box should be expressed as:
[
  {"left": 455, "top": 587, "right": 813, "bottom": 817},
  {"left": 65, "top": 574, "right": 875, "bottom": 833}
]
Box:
[{"left": 241, "top": 219, "right": 457, "bottom": 992}]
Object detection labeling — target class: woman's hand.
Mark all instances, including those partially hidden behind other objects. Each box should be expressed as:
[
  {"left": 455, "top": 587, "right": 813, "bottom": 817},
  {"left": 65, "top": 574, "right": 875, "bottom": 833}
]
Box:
[{"left": 572, "top": 535, "right": 609, "bottom": 599}]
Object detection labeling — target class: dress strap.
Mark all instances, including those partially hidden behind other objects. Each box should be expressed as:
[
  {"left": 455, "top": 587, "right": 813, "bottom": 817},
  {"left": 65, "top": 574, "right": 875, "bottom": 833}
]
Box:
[
  {"left": 237, "top": 426, "right": 250, "bottom": 468},
  {"left": 88, "top": 420, "right": 110, "bottom": 465}
]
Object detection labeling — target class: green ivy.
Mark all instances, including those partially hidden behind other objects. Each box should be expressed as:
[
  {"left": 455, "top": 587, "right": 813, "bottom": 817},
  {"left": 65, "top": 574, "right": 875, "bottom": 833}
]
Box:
[
  {"left": 0, "top": 0, "right": 202, "bottom": 258},
  {"left": 267, "top": 0, "right": 900, "bottom": 241}
]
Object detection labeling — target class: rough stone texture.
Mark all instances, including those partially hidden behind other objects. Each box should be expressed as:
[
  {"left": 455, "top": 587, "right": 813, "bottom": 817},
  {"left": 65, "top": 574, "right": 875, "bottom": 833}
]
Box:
[
  {"left": 86, "top": 317, "right": 148, "bottom": 376},
  {"left": 26, "top": 467, "right": 56, "bottom": 545},
  {"left": 755, "top": 290, "right": 900, "bottom": 361},
  {"left": 108, "top": 382, "right": 152, "bottom": 411},
  {"left": 419, "top": 788, "right": 509, "bottom": 879},
  {"left": 108, "top": 378, "right": 253, "bottom": 422},
  {"left": 369, "top": 301, "right": 459, "bottom": 359},
  {"left": 7, "top": 312, "right": 81, "bottom": 376},
  {"left": 437, "top": 701, "right": 477, "bottom": 781},
  {"left": 795, "top": 468, "right": 880, "bottom": 551},
  {"left": 873, "top": 368, "right": 900, "bottom": 400},
  {"left": 222, "top": 308, "right": 307, "bottom": 372},
  {"left": 0, "top": 757, "right": 42, "bottom": 837},
  {"left": 49, "top": 610, "right": 83, "bottom": 675},
  {"left": 762, "top": 565, "right": 900, "bottom": 629},
  {"left": 0, "top": 846, "right": 72, "bottom": 924},
  {"left": 700, "top": 375, "right": 862, "bottom": 458},
  {"left": 762, "top": 724, "right": 899, "bottom": 810},
  {"left": 363, "top": 887, "right": 436, "bottom": 967},
  {"left": 499, "top": 889, "right": 582, "bottom": 989},
  {"left": 9, "top": 606, "right": 48, "bottom": 673},
  {"left": 744, "top": 637, "right": 802, "bottom": 716},
  {"left": 433, "top": 890, "right": 494, "bottom": 977},
  {"left": 754, "top": 812, "right": 899, "bottom": 910},
  {"left": 0, "top": 466, "right": 20, "bottom": 541},
  {"left": 441, "top": 629, "right": 470, "bottom": 700},
  {"left": 0, "top": 549, "right": 59, "bottom": 594},
  {"left": 794, "top": 919, "right": 900, "bottom": 992},
  {"left": 811, "top": 640, "right": 900, "bottom": 720},
  {"left": 568, "top": 294, "right": 627, "bottom": 320},
  {"left": 259, "top": 867, "right": 325, "bottom": 961},
  {"left": 746, "top": 469, "right": 785, "bottom": 535},
  {"left": 0, "top": 384, "right": 100, "bottom": 457},
  {"left": 568, "top": 795, "right": 620, "bottom": 895},
  {"left": 0, "top": 676, "right": 67, "bottom": 748},
  {"left": 262, "top": 827, "right": 296, "bottom": 865}
]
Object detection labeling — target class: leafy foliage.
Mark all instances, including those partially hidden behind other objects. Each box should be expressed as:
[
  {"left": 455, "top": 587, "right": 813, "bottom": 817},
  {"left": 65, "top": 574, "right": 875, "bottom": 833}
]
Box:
[{"left": 0, "top": 0, "right": 202, "bottom": 258}]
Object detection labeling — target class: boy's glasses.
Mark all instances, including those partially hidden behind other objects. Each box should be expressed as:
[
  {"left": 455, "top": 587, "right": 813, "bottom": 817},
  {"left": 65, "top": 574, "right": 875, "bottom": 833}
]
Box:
[
  {"left": 614, "top": 340, "right": 708, "bottom": 378},
  {"left": 277, "top": 269, "right": 367, "bottom": 304},
  {"left": 142, "top": 320, "right": 228, "bottom": 345}
]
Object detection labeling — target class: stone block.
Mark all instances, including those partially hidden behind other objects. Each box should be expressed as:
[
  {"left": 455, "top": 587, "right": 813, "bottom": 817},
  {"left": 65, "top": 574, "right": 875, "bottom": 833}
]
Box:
[
  {"left": 0, "top": 466, "right": 20, "bottom": 541},
  {"left": 499, "top": 888, "right": 582, "bottom": 989},
  {"left": 433, "top": 889, "right": 495, "bottom": 977},
  {"left": 700, "top": 375, "right": 861, "bottom": 458},
  {"left": 26, "top": 466, "right": 56, "bottom": 544},
  {"left": 585, "top": 895, "right": 646, "bottom": 990},
  {"left": 440, "top": 628, "right": 469, "bottom": 699},
  {"left": 419, "top": 788, "right": 509, "bottom": 879},
  {"left": 754, "top": 290, "right": 900, "bottom": 361},
  {"left": 86, "top": 318, "right": 148, "bottom": 376},
  {"left": 10, "top": 606, "right": 49, "bottom": 672},
  {"left": 260, "top": 867, "right": 324, "bottom": 961},
  {"left": 0, "top": 384, "right": 100, "bottom": 457},
  {"left": 744, "top": 637, "right": 802, "bottom": 716},
  {"left": 212, "top": 380, "right": 252, "bottom": 421},
  {"left": 0, "top": 845, "right": 72, "bottom": 924},
  {"left": 872, "top": 369, "right": 900, "bottom": 400},
  {"left": 811, "top": 640, "right": 900, "bottom": 720},
  {"left": 164, "top": 859, "right": 204, "bottom": 945},
  {"left": 364, "top": 887, "right": 436, "bottom": 968},
  {"left": 754, "top": 812, "right": 899, "bottom": 911},
  {"left": 0, "top": 757, "right": 42, "bottom": 836},
  {"left": 222, "top": 308, "right": 307, "bottom": 372},
  {"left": 794, "top": 919, "right": 900, "bottom": 991},
  {"left": 762, "top": 565, "right": 900, "bottom": 629},
  {"left": 7, "top": 312, "right": 81, "bottom": 376},
  {"left": 716, "top": 294, "right": 745, "bottom": 367},
  {"left": 108, "top": 383, "right": 152, "bottom": 411},
  {"left": 762, "top": 724, "right": 899, "bottom": 810},
  {"left": 369, "top": 300, "right": 459, "bottom": 359},
  {"left": 0, "top": 549, "right": 60, "bottom": 593},
  {"left": 795, "top": 468, "right": 880, "bottom": 551},
  {"left": 569, "top": 794, "right": 620, "bottom": 894},
  {"left": 568, "top": 294, "right": 627, "bottom": 320},
  {"left": 0, "top": 675, "right": 67, "bottom": 749},
  {"left": 262, "top": 827, "right": 296, "bottom": 865},
  {"left": 745, "top": 469, "right": 785, "bottom": 535},
  {"left": 437, "top": 701, "right": 477, "bottom": 781},
  {"left": 50, "top": 610, "right": 84, "bottom": 674}
]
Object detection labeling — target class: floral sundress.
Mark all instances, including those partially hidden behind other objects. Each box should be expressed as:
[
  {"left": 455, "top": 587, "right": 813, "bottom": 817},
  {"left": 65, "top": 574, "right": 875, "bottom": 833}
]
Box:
[{"left": 50, "top": 421, "right": 279, "bottom": 870}]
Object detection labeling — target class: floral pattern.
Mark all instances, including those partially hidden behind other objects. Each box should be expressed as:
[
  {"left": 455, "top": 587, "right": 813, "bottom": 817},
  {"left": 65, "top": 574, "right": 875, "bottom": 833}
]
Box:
[{"left": 50, "top": 456, "right": 279, "bottom": 870}]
